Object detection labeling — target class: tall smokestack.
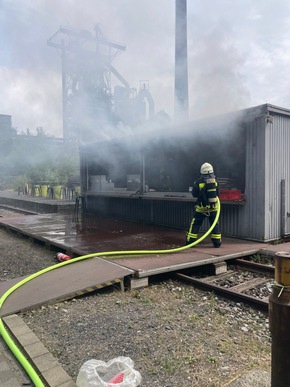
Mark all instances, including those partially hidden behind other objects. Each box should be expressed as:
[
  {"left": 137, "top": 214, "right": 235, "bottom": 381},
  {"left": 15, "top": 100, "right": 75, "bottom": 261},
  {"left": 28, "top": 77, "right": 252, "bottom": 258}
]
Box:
[{"left": 174, "top": 0, "right": 189, "bottom": 122}]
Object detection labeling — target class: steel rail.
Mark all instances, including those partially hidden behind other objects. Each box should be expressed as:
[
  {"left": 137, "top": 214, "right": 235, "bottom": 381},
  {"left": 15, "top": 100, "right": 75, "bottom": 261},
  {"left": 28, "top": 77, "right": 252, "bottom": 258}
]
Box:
[
  {"left": 233, "top": 258, "right": 274, "bottom": 274},
  {"left": 176, "top": 272, "right": 269, "bottom": 310}
]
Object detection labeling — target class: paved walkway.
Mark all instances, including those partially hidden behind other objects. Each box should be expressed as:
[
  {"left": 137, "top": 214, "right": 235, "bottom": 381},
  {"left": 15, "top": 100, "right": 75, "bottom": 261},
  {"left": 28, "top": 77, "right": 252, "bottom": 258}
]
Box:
[
  {"left": 0, "top": 336, "right": 27, "bottom": 386},
  {"left": 1, "top": 315, "right": 76, "bottom": 386},
  {"left": 0, "top": 355, "right": 22, "bottom": 387}
]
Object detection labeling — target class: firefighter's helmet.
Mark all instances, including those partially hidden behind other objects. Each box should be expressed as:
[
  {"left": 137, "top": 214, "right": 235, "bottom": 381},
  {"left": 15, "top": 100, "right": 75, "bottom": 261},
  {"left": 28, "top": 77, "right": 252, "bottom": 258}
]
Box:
[{"left": 200, "top": 162, "right": 214, "bottom": 175}]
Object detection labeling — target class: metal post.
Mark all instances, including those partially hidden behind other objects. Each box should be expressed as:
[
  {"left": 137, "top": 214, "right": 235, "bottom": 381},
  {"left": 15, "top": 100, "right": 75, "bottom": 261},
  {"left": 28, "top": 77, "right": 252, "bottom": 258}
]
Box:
[
  {"left": 269, "top": 251, "right": 290, "bottom": 387},
  {"left": 139, "top": 151, "right": 145, "bottom": 195},
  {"left": 174, "top": 0, "right": 188, "bottom": 122},
  {"left": 61, "top": 39, "right": 67, "bottom": 141},
  {"left": 281, "top": 179, "right": 285, "bottom": 238}
]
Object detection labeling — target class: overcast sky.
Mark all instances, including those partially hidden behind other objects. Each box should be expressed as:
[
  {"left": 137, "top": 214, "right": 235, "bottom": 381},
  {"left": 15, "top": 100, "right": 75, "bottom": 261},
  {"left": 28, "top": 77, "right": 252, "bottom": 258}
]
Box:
[{"left": 1, "top": 0, "right": 290, "bottom": 136}]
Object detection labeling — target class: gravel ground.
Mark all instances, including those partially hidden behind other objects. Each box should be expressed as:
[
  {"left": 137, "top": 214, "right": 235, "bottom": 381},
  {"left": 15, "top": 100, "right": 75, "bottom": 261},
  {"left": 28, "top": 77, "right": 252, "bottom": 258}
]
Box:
[{"left": 0, "top": 208, "right": 271, "bottom": 387}]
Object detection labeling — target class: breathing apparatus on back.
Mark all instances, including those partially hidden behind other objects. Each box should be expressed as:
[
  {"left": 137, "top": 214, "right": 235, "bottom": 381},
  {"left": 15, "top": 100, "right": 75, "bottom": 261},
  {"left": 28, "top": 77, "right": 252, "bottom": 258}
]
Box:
[{"left": 200, "top": 162, "right": 218, "bottom": 208}]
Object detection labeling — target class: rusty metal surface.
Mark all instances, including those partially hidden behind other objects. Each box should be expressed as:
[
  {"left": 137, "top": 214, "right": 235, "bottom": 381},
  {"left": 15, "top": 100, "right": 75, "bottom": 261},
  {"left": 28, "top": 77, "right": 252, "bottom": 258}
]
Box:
[
  {"left": 0, "top": 211, "right": 267, "bottom": 279},
  {"left": 0, "top": 257, "right": 133, "bottom": 317},
  {"left": 1, "top": 193, "right": 290, "bottom": 314},
  {"left": 0, "top": 212, "right": 187, "bottom": 253},
  {"left": 113, "top": 240, "right": 264, "bottom": 277},
  {"left": 0, "top": 209, "right": 289, "bottom": 263}
]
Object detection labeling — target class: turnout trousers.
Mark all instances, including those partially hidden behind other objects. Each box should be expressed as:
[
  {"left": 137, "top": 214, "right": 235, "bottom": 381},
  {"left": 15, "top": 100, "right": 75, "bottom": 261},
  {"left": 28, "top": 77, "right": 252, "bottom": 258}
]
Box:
[{"left": 186, "top": 209, "right": 221, "bottom": 247}]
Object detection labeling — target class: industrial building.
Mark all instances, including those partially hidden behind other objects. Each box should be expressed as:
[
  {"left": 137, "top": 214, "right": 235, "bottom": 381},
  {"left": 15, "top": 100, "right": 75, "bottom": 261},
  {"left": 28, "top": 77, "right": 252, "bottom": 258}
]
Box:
[{"left": 79, "top": 103, "right": 290, "bottom": 243}]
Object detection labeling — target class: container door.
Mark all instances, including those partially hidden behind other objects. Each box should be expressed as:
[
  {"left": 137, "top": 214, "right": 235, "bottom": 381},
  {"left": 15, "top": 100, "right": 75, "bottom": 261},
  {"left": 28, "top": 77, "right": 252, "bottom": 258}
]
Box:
[{"left": 282, "top": 180, "right": 290, "bottom": 236}]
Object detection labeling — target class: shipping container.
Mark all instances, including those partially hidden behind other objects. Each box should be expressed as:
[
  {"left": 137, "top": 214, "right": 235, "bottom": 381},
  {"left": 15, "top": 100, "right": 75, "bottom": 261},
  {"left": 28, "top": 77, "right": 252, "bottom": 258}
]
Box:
[{"left": 80, "top": 104, "right": 290, "bottom": 242}]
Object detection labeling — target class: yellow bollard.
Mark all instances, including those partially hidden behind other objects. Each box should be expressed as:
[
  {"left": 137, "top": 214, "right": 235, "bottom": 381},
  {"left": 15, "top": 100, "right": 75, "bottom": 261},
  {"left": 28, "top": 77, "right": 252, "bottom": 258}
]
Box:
[
  {"left": 269, "top": 251, "right": 290, "bottom": 387},
  {"left": 41, "top": 184, "right": 48, "bottom": 198},
  {"left": 39, "top": 182, "right": 49, "bottom": 198},
  {"left": 53, "top": 185, "right": 63, "bottom": 200},
  {"left": 32, "top": 185, "right": 40, "bottom": 197}
]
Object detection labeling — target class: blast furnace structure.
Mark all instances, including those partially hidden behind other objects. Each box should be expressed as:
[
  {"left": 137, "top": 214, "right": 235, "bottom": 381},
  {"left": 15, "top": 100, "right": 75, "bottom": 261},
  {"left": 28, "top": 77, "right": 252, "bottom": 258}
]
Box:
[{"left": 48, "top": 25, "right": 155, "bottom": 142}]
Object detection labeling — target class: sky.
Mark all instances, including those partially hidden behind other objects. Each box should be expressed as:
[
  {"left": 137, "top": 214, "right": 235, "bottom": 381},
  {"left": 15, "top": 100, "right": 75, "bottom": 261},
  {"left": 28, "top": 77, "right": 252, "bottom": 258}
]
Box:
[{"left": 1, "top": 0, "right": 290, "bottom": 137}]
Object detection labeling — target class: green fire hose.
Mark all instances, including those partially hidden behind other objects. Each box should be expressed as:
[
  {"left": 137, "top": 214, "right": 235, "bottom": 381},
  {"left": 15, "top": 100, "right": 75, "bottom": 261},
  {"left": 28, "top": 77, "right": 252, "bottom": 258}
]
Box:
[{"left": 0, "top": 199, "right": 220, "bottom": 386}]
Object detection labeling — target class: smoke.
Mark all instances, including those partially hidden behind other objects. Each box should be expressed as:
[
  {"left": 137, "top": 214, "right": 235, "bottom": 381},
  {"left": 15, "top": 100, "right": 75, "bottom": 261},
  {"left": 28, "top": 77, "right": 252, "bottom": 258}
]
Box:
[
  {"left": 1, "top": 0, "right": 290, "bottom": 138},
  {"left": 187, "top": 0, "right": 290, "bottom": 119},
  {"left": 188, "top": 21, "right": 250, "bottom": 119},
  {"left": 0, "top": 67, "right": 62, "bottom": 133}
]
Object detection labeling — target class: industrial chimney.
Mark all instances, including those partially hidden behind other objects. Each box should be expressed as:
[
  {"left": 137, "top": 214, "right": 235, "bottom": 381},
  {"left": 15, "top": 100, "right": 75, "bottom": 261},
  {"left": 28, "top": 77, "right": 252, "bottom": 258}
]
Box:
[{"left": 174, "top": 0, "right": 189, "bottom": 122}]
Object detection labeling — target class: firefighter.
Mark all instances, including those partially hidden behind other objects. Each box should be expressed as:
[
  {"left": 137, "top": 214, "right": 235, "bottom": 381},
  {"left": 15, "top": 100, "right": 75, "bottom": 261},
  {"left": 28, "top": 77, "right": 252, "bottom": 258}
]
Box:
[{"left": 186, "top": 162, "right": 222, "bottom": 248}]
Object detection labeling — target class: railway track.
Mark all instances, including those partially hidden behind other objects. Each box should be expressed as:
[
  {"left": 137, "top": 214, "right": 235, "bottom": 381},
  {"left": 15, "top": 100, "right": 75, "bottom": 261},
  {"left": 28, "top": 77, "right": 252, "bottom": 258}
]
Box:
[{"left": 176, "top": 257, "right": 274, "bottom": 310}]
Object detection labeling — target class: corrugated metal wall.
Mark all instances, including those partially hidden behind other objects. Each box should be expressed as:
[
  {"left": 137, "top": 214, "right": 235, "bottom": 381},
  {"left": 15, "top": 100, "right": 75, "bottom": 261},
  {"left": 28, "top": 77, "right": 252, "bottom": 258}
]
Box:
[
  {"left": 238, "top": 113, "right": 267, "bottom": 240},
  {"left": 81, "top": 104, "right": 290, "bottom": 242},
  {"left": 86, "top": 196, "right": 194, "bottom": 229},
  {"left": 238, "top": 105, "right": 290, "bottom": 241},
  {"left": 218, "top": 203, "right": 242, "bottom": 237},
  {"left": 265, "top": 111, "right": 290, "bottom": 239},
  {"left": 85, "top": 195, "right": 246, "bottom": 238}
]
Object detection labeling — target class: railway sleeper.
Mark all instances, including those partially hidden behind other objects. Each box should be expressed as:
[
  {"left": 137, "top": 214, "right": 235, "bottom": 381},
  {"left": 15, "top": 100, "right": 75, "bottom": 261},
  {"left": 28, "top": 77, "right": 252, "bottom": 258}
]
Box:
[{"left": 176, "top": 272, "right": 269, "bottom": 310}]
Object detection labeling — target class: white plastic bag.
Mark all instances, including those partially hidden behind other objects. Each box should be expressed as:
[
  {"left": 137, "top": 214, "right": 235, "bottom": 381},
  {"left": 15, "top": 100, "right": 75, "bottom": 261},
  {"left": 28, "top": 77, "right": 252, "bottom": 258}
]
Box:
[{"left": 76, "top": 356, "right": 142, "bottom": 387}]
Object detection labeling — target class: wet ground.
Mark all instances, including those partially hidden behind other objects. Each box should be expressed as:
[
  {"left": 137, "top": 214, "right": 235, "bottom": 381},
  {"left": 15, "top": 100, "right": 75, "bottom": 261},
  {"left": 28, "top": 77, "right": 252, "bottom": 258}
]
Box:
[
  {"left": 0, "top": 189, "right": 268, "bottom": 253},
  {"left": 0, "top": 211, "right": 187, "bottom": 253}
]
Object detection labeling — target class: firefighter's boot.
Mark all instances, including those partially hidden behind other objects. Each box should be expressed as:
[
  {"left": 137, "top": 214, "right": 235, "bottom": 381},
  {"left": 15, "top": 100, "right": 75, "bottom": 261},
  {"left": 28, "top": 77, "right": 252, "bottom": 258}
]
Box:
[
  {"left": 185, "top": 232, "right": 198, "bottom": 247},
  {"left": 212, "top": 239, "right": 221, "bottom": 248}
]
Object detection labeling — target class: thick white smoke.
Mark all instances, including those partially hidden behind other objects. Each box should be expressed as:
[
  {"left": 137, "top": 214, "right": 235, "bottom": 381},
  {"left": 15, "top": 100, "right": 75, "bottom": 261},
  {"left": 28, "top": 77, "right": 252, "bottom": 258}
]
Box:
[{"left": 1, "top": 0, "right": 290, "bottom": 137}]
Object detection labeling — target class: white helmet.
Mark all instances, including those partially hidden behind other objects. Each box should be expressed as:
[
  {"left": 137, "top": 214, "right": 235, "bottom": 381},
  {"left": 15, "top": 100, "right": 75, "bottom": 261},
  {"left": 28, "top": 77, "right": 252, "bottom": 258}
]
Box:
[{"left": 200, "top": 162, "right": 214, "bottom": 174}]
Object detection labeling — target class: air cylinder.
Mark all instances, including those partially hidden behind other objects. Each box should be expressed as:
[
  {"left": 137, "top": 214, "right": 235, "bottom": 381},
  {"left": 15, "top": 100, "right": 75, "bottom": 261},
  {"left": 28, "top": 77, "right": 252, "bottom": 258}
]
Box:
[{"left": 269, "top": 251, "right": 290, "bottom": 387}]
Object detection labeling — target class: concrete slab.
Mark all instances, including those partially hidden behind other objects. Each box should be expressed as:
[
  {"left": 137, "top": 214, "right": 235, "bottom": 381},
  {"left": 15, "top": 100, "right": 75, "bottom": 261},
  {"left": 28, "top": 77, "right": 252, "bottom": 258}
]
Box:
[{"left": 0, "top": 190, "right": 75, "bottom": 214}]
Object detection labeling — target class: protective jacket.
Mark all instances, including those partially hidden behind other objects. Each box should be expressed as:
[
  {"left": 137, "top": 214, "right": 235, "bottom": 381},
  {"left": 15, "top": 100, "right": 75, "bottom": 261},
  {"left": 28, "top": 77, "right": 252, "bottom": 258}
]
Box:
[
  {"left": 187, "top": 171, "right": 221, "bottom": 248},
  {"left": 191, "top": 174, "right": 219, "bottom": 212}
]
